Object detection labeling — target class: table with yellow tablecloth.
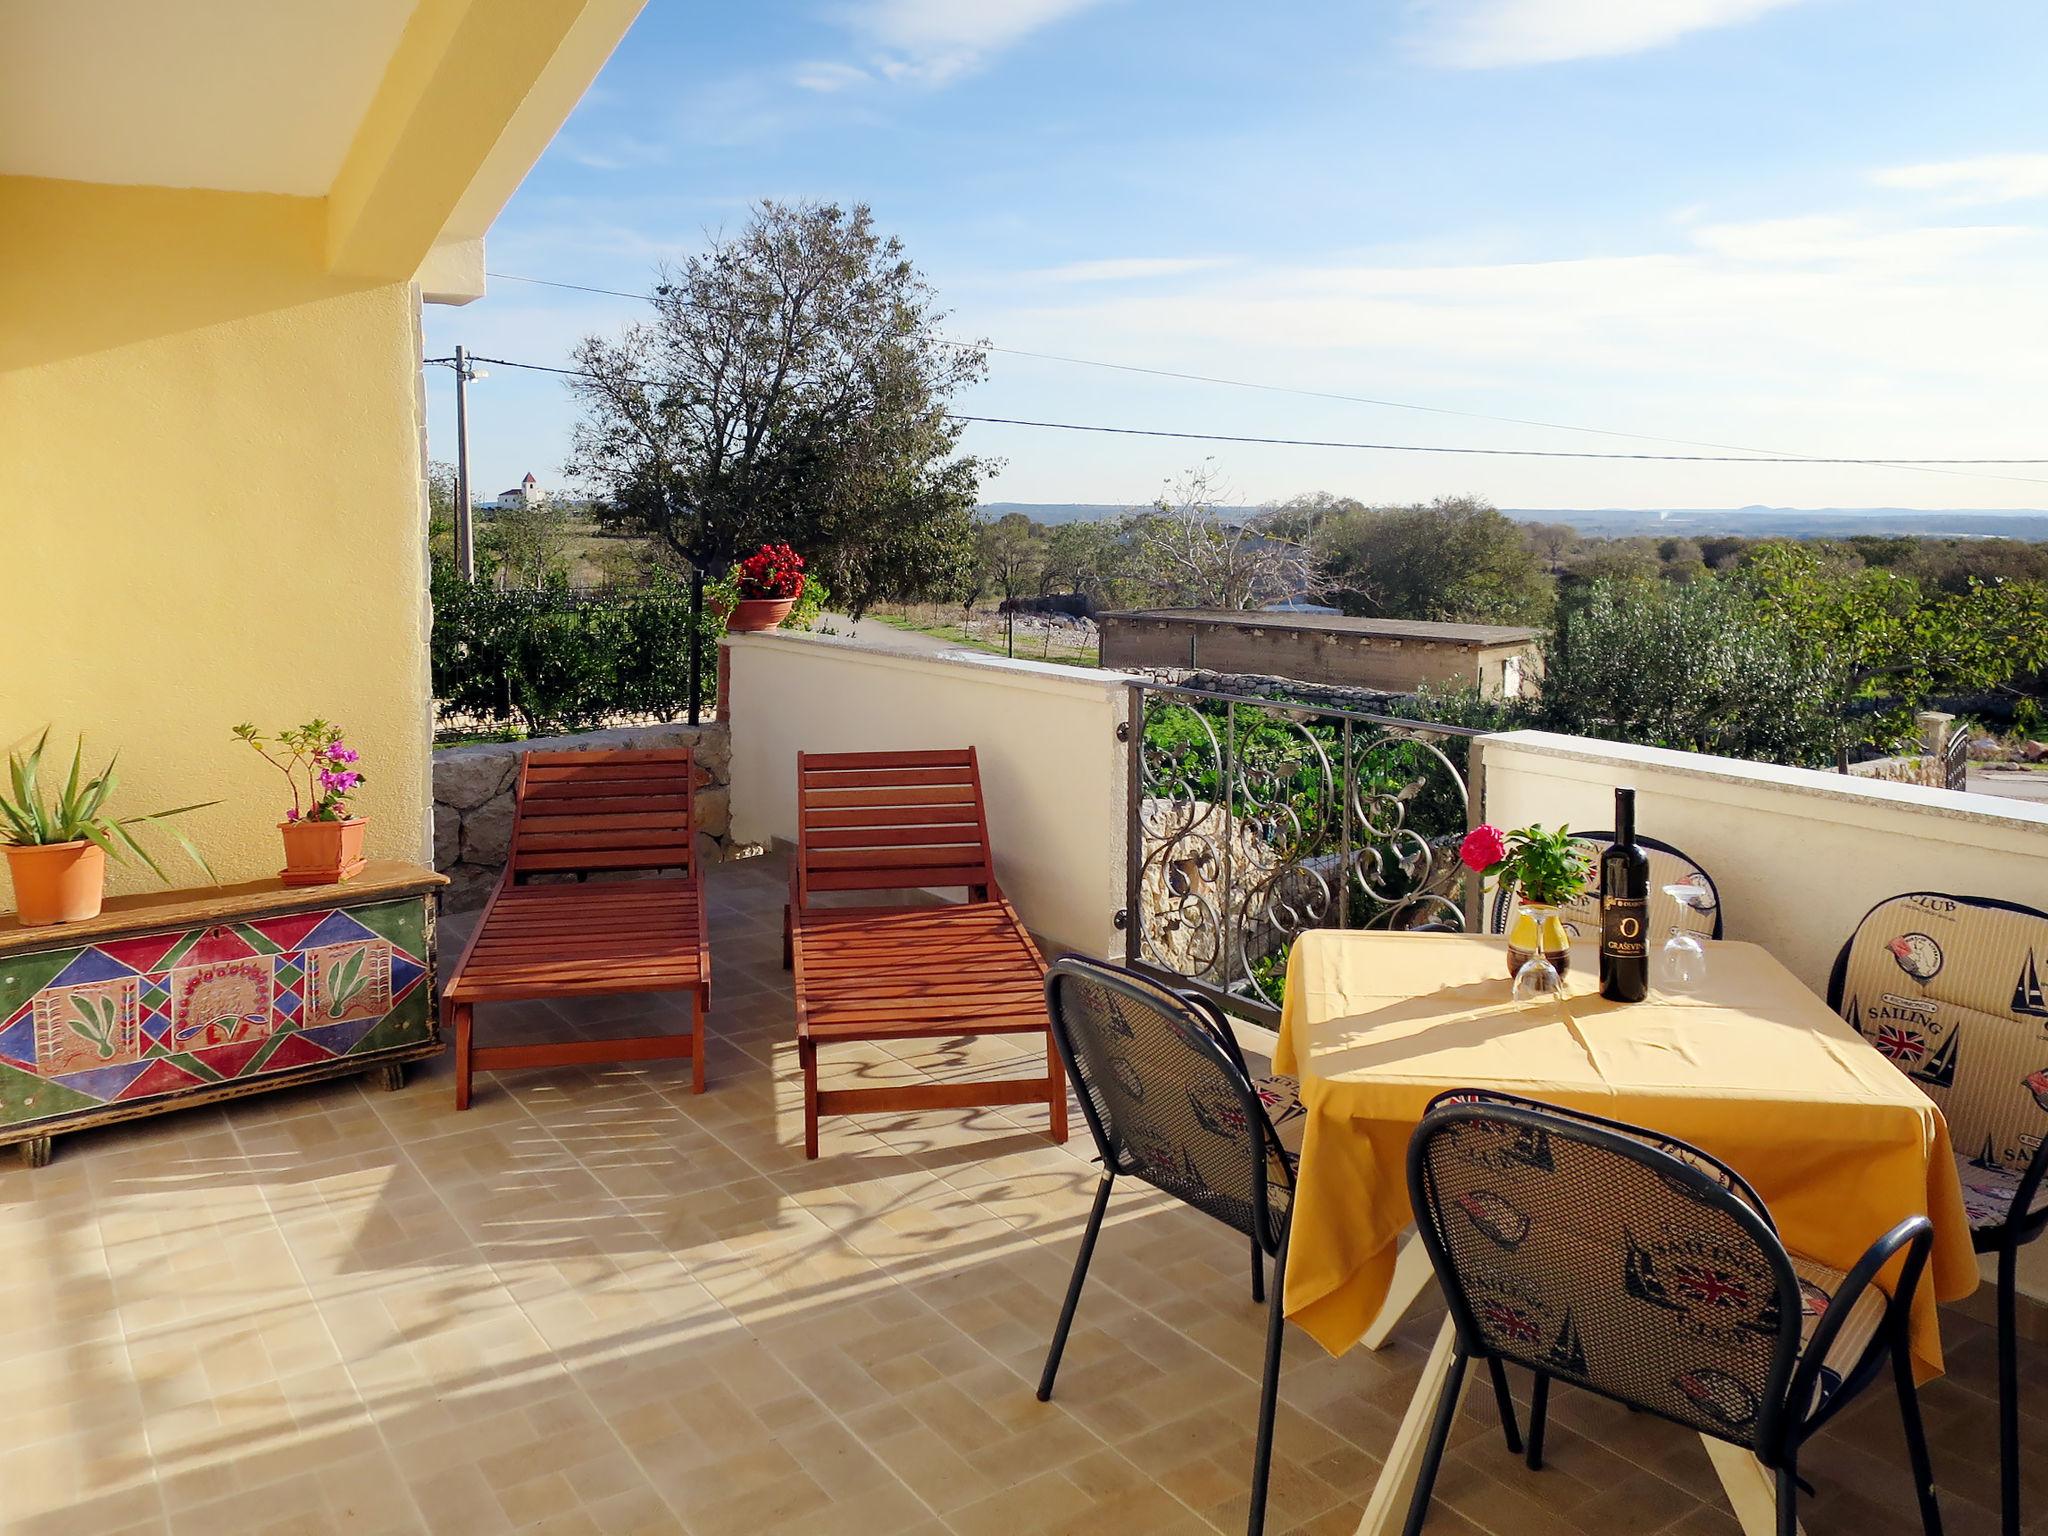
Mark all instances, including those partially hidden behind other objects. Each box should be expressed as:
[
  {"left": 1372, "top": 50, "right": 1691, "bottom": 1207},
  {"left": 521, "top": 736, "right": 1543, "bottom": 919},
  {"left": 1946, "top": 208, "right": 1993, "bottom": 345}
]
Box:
[{"left": 1273, "top": 929, "right": 1979, "bottom": 1381}]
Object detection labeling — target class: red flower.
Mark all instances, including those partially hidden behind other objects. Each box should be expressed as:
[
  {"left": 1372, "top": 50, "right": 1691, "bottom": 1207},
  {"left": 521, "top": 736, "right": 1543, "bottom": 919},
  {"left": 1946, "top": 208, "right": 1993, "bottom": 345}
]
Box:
[
  {"left": 1459, "top": 824, "right": 1508, "bottom": 874},
  {"left": 734, "top": 542, "right": 805, "bottom": 600}
]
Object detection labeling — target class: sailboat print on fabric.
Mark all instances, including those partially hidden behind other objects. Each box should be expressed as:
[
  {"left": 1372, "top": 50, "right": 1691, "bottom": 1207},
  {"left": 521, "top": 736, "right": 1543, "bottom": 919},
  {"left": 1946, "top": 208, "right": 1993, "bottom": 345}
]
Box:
[
  {"left": 1916, "top": 1026, "right": 1959, "bottom": 1089},
  {"left": 1970, "top": 1133, "right": 2007, "bottom": 1174},
  {"left": 1546, "top": 1310, "right": 1588, "bottom": 1375},
  {"left": 2016, "top": 949, "right": 2048, "bottom": 1020}
]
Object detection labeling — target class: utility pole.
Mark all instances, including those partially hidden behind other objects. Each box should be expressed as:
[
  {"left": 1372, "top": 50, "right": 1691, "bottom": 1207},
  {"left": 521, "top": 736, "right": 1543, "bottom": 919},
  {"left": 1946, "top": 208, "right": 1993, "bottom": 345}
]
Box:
[{"left": 453, "top": 345, "right": 476, "bottom": 582}]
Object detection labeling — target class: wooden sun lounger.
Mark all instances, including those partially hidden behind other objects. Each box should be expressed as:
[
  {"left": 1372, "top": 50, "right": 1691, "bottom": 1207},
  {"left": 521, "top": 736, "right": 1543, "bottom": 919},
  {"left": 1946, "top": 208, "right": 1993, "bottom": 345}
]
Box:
[
  {"left": 785, "top": 747, "right": 1067, "bottom": 1158},
  {"left": 442, "top": 748, "right": 710, "bottom": 1108}
]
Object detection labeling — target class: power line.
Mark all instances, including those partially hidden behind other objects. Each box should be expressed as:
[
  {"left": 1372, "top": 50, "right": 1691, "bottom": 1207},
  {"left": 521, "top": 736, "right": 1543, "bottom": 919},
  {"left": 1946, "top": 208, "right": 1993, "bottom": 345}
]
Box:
[
  {"left": 482, "top": 268, "right": 2046, "bottom": 470},
  {"left": 487, "top": 271, "right": 654, "bottom": 303},
  {"left": 431, "top": 354, "right": 2048, "bottom": 482}
]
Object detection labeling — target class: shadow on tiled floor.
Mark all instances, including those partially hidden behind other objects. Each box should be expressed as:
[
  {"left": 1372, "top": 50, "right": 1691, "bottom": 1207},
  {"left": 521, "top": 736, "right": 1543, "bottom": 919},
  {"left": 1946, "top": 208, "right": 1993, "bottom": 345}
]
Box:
[{"left": 0, "top": 851, "right": 2039, "bottom": 1535}]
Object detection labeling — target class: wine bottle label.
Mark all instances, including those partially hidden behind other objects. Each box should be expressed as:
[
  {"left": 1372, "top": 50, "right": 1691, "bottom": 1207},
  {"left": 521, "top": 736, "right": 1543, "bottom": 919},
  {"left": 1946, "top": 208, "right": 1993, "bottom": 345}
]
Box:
[{"left": 1603, "top": 896, "right": 1648, "bottom": 957}]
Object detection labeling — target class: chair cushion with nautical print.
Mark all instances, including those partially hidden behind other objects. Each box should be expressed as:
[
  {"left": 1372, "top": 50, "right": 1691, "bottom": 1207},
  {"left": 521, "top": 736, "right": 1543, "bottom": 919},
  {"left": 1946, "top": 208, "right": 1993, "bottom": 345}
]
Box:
[
  {"left": 1789, "top": 1251, "right": 1888, "bottom": 1416},
  {"left": 1253, "top": 1073, "right": 1307, "bottom": 1182},
  {"left": 1489, "top": 833, "right": 1722, "bottom": 945},
  {"left": 1829, "top": 892, "right": 2048, "bottom": 1189},
  {"left": 1955, "top": 1153, "right": 2048, "bottom": 1232}
]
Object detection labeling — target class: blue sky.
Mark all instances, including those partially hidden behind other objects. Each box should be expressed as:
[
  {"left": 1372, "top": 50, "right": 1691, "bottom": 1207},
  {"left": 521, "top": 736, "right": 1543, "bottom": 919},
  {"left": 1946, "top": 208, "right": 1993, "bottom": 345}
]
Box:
[{"left": 424, "top": 0, "right": 2048, "bottom": 512}]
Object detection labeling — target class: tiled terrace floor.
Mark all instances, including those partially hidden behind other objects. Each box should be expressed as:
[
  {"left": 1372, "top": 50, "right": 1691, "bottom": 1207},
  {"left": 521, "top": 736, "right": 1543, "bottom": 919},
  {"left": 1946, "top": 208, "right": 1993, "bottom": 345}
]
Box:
[{"left": 0, "top": 852, "right": 2042, "bottom": 1536}]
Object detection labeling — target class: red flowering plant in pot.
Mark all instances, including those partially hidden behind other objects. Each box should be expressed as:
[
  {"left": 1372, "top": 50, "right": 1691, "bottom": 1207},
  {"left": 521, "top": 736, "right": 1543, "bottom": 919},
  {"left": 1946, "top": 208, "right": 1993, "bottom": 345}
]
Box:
[
  {"left": 233, "top": 720, "right": 369, "bottom": 886},
  {"left": 1459, "top": 822, "right": 1593, "bottom": 981},
  {"left": 718, "top": 543, "right": 806, "bottom": 633}
]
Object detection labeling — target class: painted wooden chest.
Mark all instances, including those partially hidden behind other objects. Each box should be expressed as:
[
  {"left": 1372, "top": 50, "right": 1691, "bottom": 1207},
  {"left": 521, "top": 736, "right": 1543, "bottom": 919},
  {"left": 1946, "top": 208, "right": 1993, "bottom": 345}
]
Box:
[{"left": 0, "top": 860, "right": 445, "bottom": 1166}]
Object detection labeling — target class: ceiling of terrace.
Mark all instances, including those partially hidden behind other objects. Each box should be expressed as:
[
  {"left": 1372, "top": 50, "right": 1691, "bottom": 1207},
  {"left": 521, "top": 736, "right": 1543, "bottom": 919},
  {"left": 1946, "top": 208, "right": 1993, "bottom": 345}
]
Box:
[{"left": 0, "top": 0, "right": 417, "bottom": 195}]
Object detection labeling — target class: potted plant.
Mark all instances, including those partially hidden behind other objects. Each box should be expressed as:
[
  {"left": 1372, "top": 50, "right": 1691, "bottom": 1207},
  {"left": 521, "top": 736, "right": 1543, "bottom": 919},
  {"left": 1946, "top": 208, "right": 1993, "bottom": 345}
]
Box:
[
  {"left": 233, "top": 721, "right": 369, "bottom": 886},
  {"left": 718, "top": 542, "right": 806, "bottom": 632},
  {"left": 1459, "top": 822, "right": 1594, "bottom": 982},
  {"left": 1, "top": 730, "right": 217, "bottom": 926}
]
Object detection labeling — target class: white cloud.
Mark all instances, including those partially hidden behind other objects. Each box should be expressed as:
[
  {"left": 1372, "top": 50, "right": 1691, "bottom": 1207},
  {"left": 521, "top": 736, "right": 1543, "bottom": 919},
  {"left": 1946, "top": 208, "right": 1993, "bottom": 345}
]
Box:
[
  {"left": 950, "top": 202, "right": 2048, "bottom": 504},
  {"left": 1687, "top": 215, "right": 2024, "bottom": 268},
  {"left": 1410, "top": 0, "right": 1812, "bottom": 69},
  {"left": 831, "top": 0, "right": 1110, "bottom": 86},
  {"left": 1871, "top": 153, "right": 2048, "bottom": 207},
  {"left": 1024, "top": 256, "right": 1237, "bottom": 283},
  {"left": 791, "top": 60, "right": 873, "bottom": 94}
]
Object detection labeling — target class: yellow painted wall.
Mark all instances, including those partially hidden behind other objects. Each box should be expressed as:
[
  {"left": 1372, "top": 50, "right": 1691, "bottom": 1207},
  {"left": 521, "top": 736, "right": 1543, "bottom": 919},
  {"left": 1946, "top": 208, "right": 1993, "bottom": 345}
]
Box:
[{"left": 0, "top": 176, "right": 432, "bottom": 901}]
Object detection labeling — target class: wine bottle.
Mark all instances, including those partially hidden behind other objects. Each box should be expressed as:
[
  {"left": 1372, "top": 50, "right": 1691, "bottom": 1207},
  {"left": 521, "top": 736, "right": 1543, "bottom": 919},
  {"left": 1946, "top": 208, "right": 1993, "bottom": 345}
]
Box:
[{"left": 1600, "top": 787, "right": 1650, "bottom": 1002}]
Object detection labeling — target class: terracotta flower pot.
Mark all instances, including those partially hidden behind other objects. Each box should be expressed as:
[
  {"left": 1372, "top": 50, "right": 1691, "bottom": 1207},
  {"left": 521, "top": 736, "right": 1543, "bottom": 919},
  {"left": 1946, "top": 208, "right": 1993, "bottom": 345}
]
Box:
[
  {"left": 725, "top": 596, "right": 797, "bottom": 633},
  {"left": 279, "top": 817, "right": 368, "bottom": 887},
  {"left": 5, "top": 840, "right": 108, "bottom": 926}
]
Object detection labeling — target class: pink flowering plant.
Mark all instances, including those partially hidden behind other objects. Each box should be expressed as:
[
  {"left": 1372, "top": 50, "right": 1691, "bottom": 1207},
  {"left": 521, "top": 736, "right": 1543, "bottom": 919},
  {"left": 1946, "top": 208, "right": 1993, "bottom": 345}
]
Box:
[
  {"left": 232, "top": 720, "right": 366, "bottom": 824},
  {"left": 1458, "top": 822, "right": 1591, "bottom": 906}
]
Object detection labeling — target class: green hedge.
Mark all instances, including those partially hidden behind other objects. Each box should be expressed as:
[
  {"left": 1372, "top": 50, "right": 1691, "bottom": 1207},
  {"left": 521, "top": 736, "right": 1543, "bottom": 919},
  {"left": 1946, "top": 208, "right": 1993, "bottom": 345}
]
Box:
[{"left": 430, "top": 573, "right": 717, "bottom": 736}]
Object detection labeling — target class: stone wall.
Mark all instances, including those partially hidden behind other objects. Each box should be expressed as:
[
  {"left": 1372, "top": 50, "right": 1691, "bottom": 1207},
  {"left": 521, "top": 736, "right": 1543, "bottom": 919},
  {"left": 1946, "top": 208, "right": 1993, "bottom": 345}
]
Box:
[
  {"left": 432, "top": 723, "right": 732, "bottom": 910},
  {"left": 1161, "top": 668, "right": 1411, "bottom": 717}
]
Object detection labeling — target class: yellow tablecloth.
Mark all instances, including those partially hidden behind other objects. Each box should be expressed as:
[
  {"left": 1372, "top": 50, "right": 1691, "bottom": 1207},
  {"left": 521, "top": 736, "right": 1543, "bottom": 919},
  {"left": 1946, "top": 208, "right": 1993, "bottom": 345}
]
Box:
[{"left": 1272, "top": 930, "right": 1979, "bottom": 1379}]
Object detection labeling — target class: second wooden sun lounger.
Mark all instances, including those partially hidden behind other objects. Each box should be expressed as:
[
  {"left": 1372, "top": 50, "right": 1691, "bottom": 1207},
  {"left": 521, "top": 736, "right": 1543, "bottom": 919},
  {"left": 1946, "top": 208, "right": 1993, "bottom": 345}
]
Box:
[{"left": 785, "top": 747, "right": 1067, "bottom": 1158}]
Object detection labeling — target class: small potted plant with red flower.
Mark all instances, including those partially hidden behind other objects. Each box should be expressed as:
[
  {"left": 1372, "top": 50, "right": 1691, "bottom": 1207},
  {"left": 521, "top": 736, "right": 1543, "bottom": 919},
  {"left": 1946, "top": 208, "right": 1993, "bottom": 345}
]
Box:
[
  {"left": 1459, "top": 822, "right": 1593, "bottom": 985},
  {"left": 233, "top": 720, "right": 369, "bottom": 886},
  {"left": 719, "top": 542, "right": 805, "bottom": 633}
]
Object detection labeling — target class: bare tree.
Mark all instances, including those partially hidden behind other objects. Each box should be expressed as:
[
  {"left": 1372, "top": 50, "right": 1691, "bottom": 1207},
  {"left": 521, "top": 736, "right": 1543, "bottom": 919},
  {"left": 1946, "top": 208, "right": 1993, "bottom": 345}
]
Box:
[{"left": 1122, "top": 464, "right": 1315, "bottom": 609}]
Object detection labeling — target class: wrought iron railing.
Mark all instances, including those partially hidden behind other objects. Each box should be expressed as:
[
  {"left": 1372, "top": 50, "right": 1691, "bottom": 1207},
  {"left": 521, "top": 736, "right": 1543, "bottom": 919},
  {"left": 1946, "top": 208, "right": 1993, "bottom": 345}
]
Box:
[
  {"left": 1121, "top": 681, "right": 1484, "bottom": 1022},
  {"left": 1942, "top": 725, "right": 1970, "bottom": 793}
]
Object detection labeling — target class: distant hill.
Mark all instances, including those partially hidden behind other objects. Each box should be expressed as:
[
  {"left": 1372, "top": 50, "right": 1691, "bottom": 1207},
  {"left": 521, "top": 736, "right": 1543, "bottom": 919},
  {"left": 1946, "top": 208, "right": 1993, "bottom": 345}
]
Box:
[{"left": 977, "top": 502, "right": 2048, "bottom": 541}]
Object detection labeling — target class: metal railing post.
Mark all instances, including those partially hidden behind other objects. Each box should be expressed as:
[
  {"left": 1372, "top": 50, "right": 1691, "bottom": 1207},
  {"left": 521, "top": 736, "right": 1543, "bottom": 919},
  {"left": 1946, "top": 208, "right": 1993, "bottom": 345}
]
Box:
[
  {"left": 1220, "top": 699, "right": 1235, "bottom": 990},
  {"left": 1124, "top": 684, "right": 1144, "bottom": 967},
  {"left": 1339, "top": 719, "right": 1353, "bottom": 931}
]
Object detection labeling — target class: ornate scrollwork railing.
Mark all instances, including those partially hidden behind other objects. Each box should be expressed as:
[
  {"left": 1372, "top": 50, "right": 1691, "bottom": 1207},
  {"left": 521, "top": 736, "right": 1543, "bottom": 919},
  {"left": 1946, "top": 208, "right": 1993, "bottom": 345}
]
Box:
[{"left": 1125, "top": 682, "right": 1483, "bottom": 1021}]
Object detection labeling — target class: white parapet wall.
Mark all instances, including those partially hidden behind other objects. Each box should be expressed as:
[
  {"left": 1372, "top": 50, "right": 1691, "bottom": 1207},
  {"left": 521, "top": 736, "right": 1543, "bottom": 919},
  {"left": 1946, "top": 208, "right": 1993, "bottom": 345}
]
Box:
[
  {"left": 1476, "top": 730, "right": 2048, "bottom": 995},
  {"left": 724, "top": 631, "right": 1133, "bottom": 958}
]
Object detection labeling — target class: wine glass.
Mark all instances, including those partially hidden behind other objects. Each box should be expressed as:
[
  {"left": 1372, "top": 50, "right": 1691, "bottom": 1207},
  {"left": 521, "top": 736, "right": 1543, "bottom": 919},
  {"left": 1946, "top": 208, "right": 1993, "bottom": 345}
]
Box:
[
  {"left": 1510, "top": 902, "right": 1566, "bottom": 1002},
  {"left": 1657, "top": 883, "right": 1711, "bottom": 994}
]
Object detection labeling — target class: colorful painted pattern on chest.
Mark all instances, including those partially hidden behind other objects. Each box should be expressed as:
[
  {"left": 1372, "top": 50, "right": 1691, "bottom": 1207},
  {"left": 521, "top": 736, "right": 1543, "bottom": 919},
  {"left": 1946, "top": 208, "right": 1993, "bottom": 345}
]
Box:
[{"left": 0, "top": 899, "right": 430, "bottom": 1126}]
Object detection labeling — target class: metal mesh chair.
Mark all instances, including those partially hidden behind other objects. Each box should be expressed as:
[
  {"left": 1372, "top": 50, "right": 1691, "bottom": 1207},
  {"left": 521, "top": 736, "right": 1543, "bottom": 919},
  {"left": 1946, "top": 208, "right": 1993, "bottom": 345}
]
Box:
[
  {"left": 1403, "top": 1096, "right": 1940, "bottom": 1536},
  {"left": 1038, "top": 956, "right": 1301, "bottom": 1536},
  {"left": 1829, "top": 891, "right": 2048, "bottom": 1536},
  {"left": 1487, "top": 831, "right": 1723, "bottom": 943}
]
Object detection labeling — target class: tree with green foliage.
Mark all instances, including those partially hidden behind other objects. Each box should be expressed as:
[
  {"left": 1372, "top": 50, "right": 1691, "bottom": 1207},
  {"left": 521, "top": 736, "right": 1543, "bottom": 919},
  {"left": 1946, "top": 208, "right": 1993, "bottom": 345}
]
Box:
[
  {"left": 565, "top": 199, "right": 988, "bottom": 617},
  {"left": 976, "top": 512, "right": 1046, "bottom": 604},
  {"left": 1040, "top": 518, "right": 1129, "bottom": 604},
  {"left": 480, "top": 500, "right": 576, "bottom": 590},
  {"left": 1538, "top": 576, "right": 1843, "bottom": 765},
  {"left": 1316, "top": 496, "right": 1553, "bottom": 625},
  {"left": 1742, "top": 542, "right": 2048, "bottom": 744}
]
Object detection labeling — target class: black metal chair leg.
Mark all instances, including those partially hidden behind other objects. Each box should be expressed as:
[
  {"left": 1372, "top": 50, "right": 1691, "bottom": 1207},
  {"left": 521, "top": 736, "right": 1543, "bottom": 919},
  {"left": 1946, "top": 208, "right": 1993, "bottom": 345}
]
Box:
[
  {"left": 1400, "top": 1349, "right": 1470, "bottom": 1536},
  {"left": 1526, "top": 1369, "right": 1550, "bottom": 1470},
  {"left": 1485, "top": 1356, "right": 1524, "bottom": 1456},
  {"left": 1998, "top": 1244, "right": 2020, "bottom": 1536},
  {"left": 1891, "top": 1327, "right": 1943, "bottom": 1536},
  {"left": 1038, "top": 1172, "right": 1114, "bottom": 1402},
  {"left": 1246, "top": 1226, "right": 1292, "bottom": 1536},
  {"left": 1776, "top": 1458, "right": 1799, "bottom": 1536},
  {"left": 1251, "top": 1236, "right": 1265, "bottom": 1304}
]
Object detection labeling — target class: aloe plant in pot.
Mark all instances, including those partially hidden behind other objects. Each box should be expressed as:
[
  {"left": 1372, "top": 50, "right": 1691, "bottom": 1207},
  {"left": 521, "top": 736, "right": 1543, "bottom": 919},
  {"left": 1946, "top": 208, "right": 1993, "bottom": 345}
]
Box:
[
  {"left": 1, "top": 730, "right": 217, "bottom": 926},
  {"left": 233, "top": 720, "right": 369, "bottom": 886}
]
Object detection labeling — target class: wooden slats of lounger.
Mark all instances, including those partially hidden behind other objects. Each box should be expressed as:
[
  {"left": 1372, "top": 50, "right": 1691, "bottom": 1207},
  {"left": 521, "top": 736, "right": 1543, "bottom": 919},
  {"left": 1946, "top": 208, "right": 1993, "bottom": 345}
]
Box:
[
  {"left": 441, "top": 748, "right": 709, "bottom": 1107},
  {"left": 787, "top": 747, "right": 1066, "bottom": 1158}
]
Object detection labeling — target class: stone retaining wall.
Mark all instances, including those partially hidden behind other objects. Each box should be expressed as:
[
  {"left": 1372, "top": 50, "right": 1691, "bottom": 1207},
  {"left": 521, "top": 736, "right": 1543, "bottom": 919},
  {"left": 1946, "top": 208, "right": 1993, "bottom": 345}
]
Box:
[{"left": 432, "top": 723, "right": 732, "bottom": 910}]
